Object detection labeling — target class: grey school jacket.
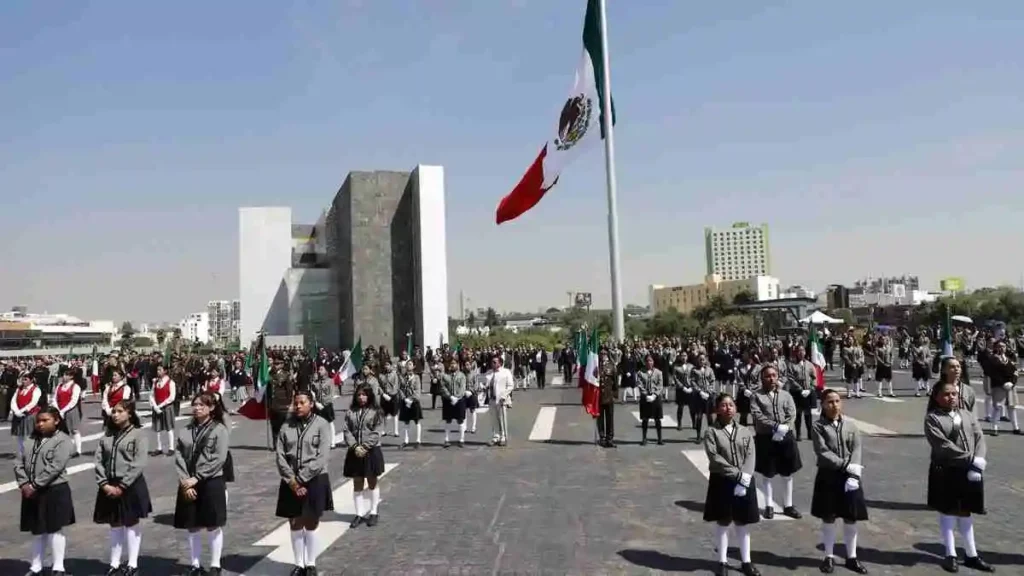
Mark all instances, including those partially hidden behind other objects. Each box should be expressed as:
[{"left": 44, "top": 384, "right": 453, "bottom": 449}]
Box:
[
  {"left": 876, "top": 345, "right": 893, "bottom": 368},
  {"left": 704, "top": 422, "right": 755, "bottom": 481},
  {"left": 309, "top": 376, "right": 334, "bottom": 407},
  {"left": 925, "top": 408, "right": 986, "bottom": 467},
  {"left": 956, "top": 382, "right": 977, "bottom": 413},
  {"left": 439, "top": 372, "right": 467, "bottom": 401},
  {"left": 379, "top": 371, "right": 399, "bottom": 397},
  {"left": 343, "top": 407, "right": 383, "bottom": 450},
  {"left": 95, "top": 425, "right": 148, "bottom": 487},
  {"left": 14, "top": 430, "right": 73, "bottom": 489},
  {"left": 398, "top": 373, "right": 420, "bottom": 400},
  {"left": 175, "top": 419, "right": 229, "bottom": 481},
  {"left": 637, "top": 368, "right": 664, "bottom": 396},
  {"left": 811, "top": 417, "right": 862, "bottom": 473},
  {"left": 275, "top": 414, "right": 331, "bottom": 484},
  {"left": 750, "top": 389, "right": 797, "bottom": 436},
  {"left": 688, "top": 366, "right": 716, "bottom": 393},
  {"left": 786, "top": 360, "right": 815, "bottom": 393}
]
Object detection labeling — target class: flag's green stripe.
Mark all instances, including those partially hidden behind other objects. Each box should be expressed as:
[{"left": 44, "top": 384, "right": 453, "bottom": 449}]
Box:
[{"left": 582, "top": 0, "right": 616, "bottom": 138}]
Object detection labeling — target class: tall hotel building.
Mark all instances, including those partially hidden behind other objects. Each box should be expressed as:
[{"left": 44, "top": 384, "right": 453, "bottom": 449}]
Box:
[{"left": 704, "top": 222, "right": 771, "bottom": 281}]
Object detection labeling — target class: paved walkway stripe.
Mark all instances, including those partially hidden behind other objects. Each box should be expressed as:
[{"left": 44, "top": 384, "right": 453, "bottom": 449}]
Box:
[
  {"left": 630, "top": 411, "right": 678, "bottom": 429},
  {"left": 528, "top": 407, "right": 557, "bottom": 441},
  {"left": 246, "top": 463, "right": 399, "bottom": 573},
  {"left": 810, "top": 409, "right": 898, "bottom": 436},
  {"left": 551, "top": 375, "right": 565, "bottom": 386},
  {"left": 870, "top": 396, "right": 905, "bottom": 403},
  {"left": 681, "top": 449, "right": 790, "bottom": 521},
  {"left": 0, "top": 462, "right": 96, "bottom": 495}
]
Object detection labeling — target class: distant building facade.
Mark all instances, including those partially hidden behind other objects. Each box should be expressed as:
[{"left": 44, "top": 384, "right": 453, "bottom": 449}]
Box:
[
  {"left": 704, "top": 222, "right": 771, "bottom": 281},
  {"left": 179, "top": 312, "right": 210, "bottom": 344},
  {"left": 649, "top": 274, "right": 780, "bottom": 315},
  {"left": 207, "top": 300, "right": 241, "bottom": 345},
  {"left": 0, "top": 309, "right": 116, "bottom": 350}
]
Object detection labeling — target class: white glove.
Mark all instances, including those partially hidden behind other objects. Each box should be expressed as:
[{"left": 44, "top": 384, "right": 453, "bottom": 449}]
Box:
[
  {"left": 776, "top": 424, "right": 790, "bottom": 436},
  {"left": 972, "top": 457, "right": 987, "bottom": 472},
  {"left": 700, "top": 391, "right": 710, "bottom": 400},
  {"left": 645, "top": 394, "right": 655, "bottom": 403},
  {"left": 463, "top": 390, "right": 473, "bottom": 398},
  {"left": 1004, "top": 382, "right": 1014, "bottom": 390},
  {"left": 743, "top": 389, "right": 752, "bottom": 397},
  {"left": 625, "top": 372, "right": 631, "bottom": 378},
  {"left": 846, "top": 463, "right": 863, "bottom": 477},
  {"left": 404, "top": 398, "right": 413, "bottom": 407},
  {"left": 315, "top": 402, "right": 324, "bottom": 410},
  {"left": 739, "top": 473, "right": 752, "bottom": 488},
  {"left": 683, "top": 387, "right": 693, "bottom": 394},
  {"left": 967, "top": 470, "right": 983, "bottom": 482},
  {"left": 951, "top": 412, "right": 963, "bottom": 427},
  {"left": 801, "top": 389, "right": 811, "bottom": 398},
  {"left": 844, "top": 477, "right": 860, "bottom": 492},
  {"left": 448, "top": 396, "right": 457, "bottom": 404},
  {"left": 772, "top": 431, "right": 785, "bottom": 442},
  {"left": 152, "top": 405, "right": 161, "bottom": 415},
  {"left": 733, "top": 484, "right": 747, "bottom": 497},
  {"left": 382, "top": 393, "right": 391, "bottom": 401}
]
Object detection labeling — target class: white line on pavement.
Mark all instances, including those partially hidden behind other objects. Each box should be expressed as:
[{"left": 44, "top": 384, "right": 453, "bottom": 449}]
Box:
[
  {"left": 630, "top": 411, "right": 678, "bottom": 429},
  {"left": 245, "top": 463, "right": 399, "bottom": 573},
  {"left": 681, "top": 449, "right": 790, "bottom": 521},
  {"left": 528, "top": 407, "right": 557, "bottom": 441},
  {"left": 0, "top": 462, "right": 96, "bottom": 495},
  {"left": 551, "top": 375, "right": 565, "bottom": 386},
  {"left": 870, "top": 396, "right": 905, "bottom": 404},
  {"left": 811, "top": 409, "right": 898, "bottom": 436}
]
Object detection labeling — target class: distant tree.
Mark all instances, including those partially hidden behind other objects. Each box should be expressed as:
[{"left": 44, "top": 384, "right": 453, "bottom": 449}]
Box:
[
  {"left": 466, "top": 312, "right": 477, "bottom": 327},
  {"left": 545, "top": 307, "right": 561, "bottom": 314},
  {"left": 732, "top": 290, "right": 756, "bottom": 306},
  {"left": 155, "top": 328, "right": 167, "bottom": 346},
  {"left": 484, "top": 307, "right": 499, "bottom": 327},
  {"left": 120, "top": 321, "right": 136, "bottom": 340}
]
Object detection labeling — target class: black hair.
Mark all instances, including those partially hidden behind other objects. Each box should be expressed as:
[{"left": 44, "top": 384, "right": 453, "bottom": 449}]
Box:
[
  {"left": 819, "top": 388, "right": 842, "bottom": 403},
  {"left": 191, "top": 392, "right": 225, "bottom": 425},
  {"left": 30, "top": 406, "right": 68, "bottom": 438},
  {"left": 714, "top": 392, "right": 734, "bottom": 408},
  {"left": 349, "top": 383, "right": 377, "bottom": 410},
  {"left": 104, "top": 398, "right": 142, "bottom": 434},
  {"left": 937, "top": 356, "right": 960, "bottom": 385},
  {"left": 926, "top": 380, "right": 958, "bottom": 413}
]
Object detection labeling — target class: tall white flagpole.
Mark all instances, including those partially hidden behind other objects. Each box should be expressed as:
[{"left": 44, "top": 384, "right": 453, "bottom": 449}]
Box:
[{"left": 597, "top": 0, "right": 625, "bottom": 342}]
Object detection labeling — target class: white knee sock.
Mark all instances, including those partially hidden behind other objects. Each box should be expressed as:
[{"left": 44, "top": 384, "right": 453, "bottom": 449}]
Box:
[
  {"left": 188, "top": 531, "right": 202, "bottom": 567},
  {"left": 50, "top": 531, "right": 67, "bottom": 572},
  {"left": 822, "top": 522, "right": 837, "bottom": 557},
  {"left": 370, "top": 487, "right": 381, "bottom": 514},
  {"left": 444, "top": 423, "right": 451, "bottom": 443},
  {"left": 329, "top": 422, "right": 337, "bottom": 446},
  {"left": 984, "top": 398, "right": 992, "bottom": 420},
  {"left": 843, "top": 521, "right": 859, "bottom": 559},
  {"left": 353, "top": 490, "right": 364, "bottom": 517},
  {"left": 1012, "top": 407, "right": 1020, "bottom": 431},
  {"left": 886, "top": 380, "right": 894, "bottom": 396},
  {"left": 762, "top": 477, "right": 775, "bottom": 509},
  {"left": 470, "top": 410, "right": 478, "bottom": 432},
  {"left": 209, "top": 527, "right": 224, "bottom": 568},
  {"left": 109, "top": 527, "right": 125, "bottom": 568},
  {"left": 958, "top": 516, "right": 978, "bottom": 558},
  {"left": 303, "top": 528, "right": 318, "bottom": 567},
  {"left": 715, "top": 524, "right": 729, "bottom": 564},
  {"left": 877, "top": 381, "right": 884, "bottom": 396},
  {"left": 17, "top": 436, "right": 25, "bottom": 457},
  {"left": 156, "top": 429, "right": 164, "bottom": 452},
  {"left": 290, "top": 529, "right": 305, "bottom": 567},
  {"left": 392, "top": 416, "right": 399, "bottom": 436},
  {"left": 30, "top": 534, "right": 44, "bottom": 572},
  {"left": 939, "top": 514, "right": 957, "bottom": 557},
  {"left": 415, "top": 422, "right": 422, "bottom": 443},
  {"left": 73, "top": 431, "right": 82, "bottom": 454},
  {"left": 402, "top": 423, "right": 410, "bottom": 444},
  {"left": 125, "top": 525, "right": 142, "bottom": 568},
  {"left": 459, "top": 421, "right": 467, "bottom": 442},
  {"left": 736, "top": 525, "right": 752, "bottom": 563},
  {"left": 783, "top": 475, "right": 794, "bottom": 508}
]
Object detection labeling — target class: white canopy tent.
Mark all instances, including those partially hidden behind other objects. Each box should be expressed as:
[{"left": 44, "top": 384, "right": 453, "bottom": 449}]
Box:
[{"left": 799, "top": 310, "right": 844, "bottom": 325}]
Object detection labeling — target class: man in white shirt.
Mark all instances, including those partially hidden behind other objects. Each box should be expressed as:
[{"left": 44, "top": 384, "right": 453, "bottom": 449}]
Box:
[{"left": 485, "top": 355, "right": 515, "bottom": 446}]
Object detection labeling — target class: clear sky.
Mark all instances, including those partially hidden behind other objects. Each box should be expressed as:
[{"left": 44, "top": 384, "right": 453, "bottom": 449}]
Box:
[{"left": 2, "top": 1, "right": 1022, "bottom": 323}]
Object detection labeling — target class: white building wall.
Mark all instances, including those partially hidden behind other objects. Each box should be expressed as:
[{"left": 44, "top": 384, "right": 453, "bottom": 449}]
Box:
[
  {"left": 179, "top": 312, "right": 210, "bottom": 344},
  {"left": 239, "top": 207, "right": 293, "bottom": 346},
  {"left": 413, "top": 165, "right": 449, "bottom": 347}
]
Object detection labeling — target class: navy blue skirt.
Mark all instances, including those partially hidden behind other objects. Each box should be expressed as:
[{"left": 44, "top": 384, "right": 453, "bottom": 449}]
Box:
[
  {"left": 343, "top": 445, "right": 385, "bottom": 479},
  {"left": 639, "top": 397, "right": 664, "bottom": 421},
  {"left": 399, "top": 398, "right": 423, "bottom": 423},
  {"left": 928, "top": 462, "right": 985, "bottom": 516},
  {"left": 441, "top": 397, "right": 467, "bottom": 423},
  {"left": 703, "top": 473, "right": 760, "bottom": 526},
  {"left": 465, "top": 392, "right": 479, "bottom": 410},
  {"left": 21, "top": 482, "right": 76, "bottom": 535},
  {"left": 173, "top": 476, "right": 227, "bottom": 529},
  {"left": 754, "top": 433, "right": 802, "bottom": 478},
  {"left": 811, "top": 468, "right": 869, "bottom": 522},
  {"left": 275, "top": 473, "right": 335, "bottom": 520},
  {"left": 93, "top": 476, "right": 153, "bottom": 525}
]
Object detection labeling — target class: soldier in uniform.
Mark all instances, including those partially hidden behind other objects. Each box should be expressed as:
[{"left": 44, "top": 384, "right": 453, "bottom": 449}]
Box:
[
  {"left": 986, "top": 340, "right": 1019, "bottom": 436},
  {"left": 596, "top": 349, "right": 619, "bottom": 448},
  {"left": 269, "top": 363, "right": 297, "bottom": 450},
  {"left": 637, "top": 354, "right": 665, "bottom": 446},
  {"left": 786, "top": 347, "right": 816, "bottom": 442}
]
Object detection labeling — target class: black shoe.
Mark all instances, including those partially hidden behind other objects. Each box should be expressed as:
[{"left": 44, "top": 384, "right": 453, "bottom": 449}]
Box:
[
  {"left": 716, "top": 562, "right": 729, "bottom": 576},
  {"left": 207, "top": 569, "right": 222, "bottom": 576},
  {"left": 942, "top": 555, "right": 959, "bottom": 573},
  {"left": 458, "top": 440, "right": 465, "bottom": 448},
  {"left": 289, "top": 567, "right": 305, "bottom": 576},
  {"left": 349, "top": 515, "right": 364, "bottom": 528},
  {"left": 1014, "top": 429, "right": 1023, "bottom": 436},
  {"left": 676, "top": 424, "right": 683, "bottom": 431},
  {"left": 106, "top": 567, "right": 123, "bottom": 576},
  {"left": 783, "top": 506, "right": 802, "bottom": 519},
  {"left": 963, "top": 556, "right": 994, "bottom": 572},
  {"left": 186, "top": 567, "right": 205, "bottom": 576},
  {"left": 305, "top": 567, "right": 318, "bottom": 576},
  {"left": 657, "top": 439, "right": 665, "bottom": 446},
  {"left": 640, "top": 439, "right": 647, "bottom": 446},
  {"left": 607, "top": 440, "right": 617, "bottom": 448},
  {"left": 443, "top": 442, "right": 451, "bottom": 449},
  {"left": 820, "top": 556, "right": 835, "bottom": 573},
  {"left": 51, "top": 572, "right": 66, "bottom": 576},
  {"left": 414, "top": 442, "right": 421, "bottom": 449},
  {"left": 366, "top": 513, "right": 379, "bottom": 527},
  {"left": 763, "top": 506, "right": 774, "bottom": 519},
  {"left": 741, "top": 562, "right": 762, "bottom": 576},
  {"left": 845, "top": 558, "right": 868, "bottom": 574},
  {"left": 122, "top": 568, "right": 139, "bottom": 576}
]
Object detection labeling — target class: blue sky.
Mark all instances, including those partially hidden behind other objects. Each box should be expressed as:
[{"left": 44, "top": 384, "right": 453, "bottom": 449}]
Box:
[{"left": 1, "top": 1, "right": 1022, "bottom": 323}]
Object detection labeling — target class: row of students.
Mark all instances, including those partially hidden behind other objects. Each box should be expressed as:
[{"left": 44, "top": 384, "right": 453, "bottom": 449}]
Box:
[{"left": 701, "top": 358, "right": 994, "bottom": 575}]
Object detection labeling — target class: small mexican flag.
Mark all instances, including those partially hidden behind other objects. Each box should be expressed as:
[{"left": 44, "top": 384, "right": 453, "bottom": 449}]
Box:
[
  {"left": 495, "top": 0, "right": 616, "bottom": 224},
  {"left": 339, "top": 338, "right": 363, "bottom": 383},
  {"left": 581, "top": 328, "right": 601, "bottom": 417},
  {"left": 809, "top": 327, "right": 827, "bottom": 390}
]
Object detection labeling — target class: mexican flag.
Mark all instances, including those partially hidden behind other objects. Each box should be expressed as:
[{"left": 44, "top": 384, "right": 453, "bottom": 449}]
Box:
[
  {"left": 238, "top": 335, "right": 272, "bottom": 420},
  {"left": 809, "top": 327, "right": 827, "bottom": 390},
  {"left": 941, "top": 305, "right": 954, "bottom": 357},
  {"left": 338, "top": 338, "right": 363, "bottom": 384},
  {"left": 581, "top": 328, "right": 601, "bottom": 417},
  {"left": 495, "top": 0, "right": 616, "bottom": 224},
  {"left": 576, "top": 330, "right": 588, "bottom": 389}
]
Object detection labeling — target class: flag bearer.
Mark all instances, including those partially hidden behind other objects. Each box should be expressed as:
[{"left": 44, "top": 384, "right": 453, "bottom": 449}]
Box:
[
  {"left": 750, "top": 364, "right": 803, "bottom": 520},
  {"left": 149, "top": 364, "right": 177, "bottom": 457},
  {"left": 54, "top": 371, "right": 83, "bottom": 457},
  {"left": 703, "top": 393, "right": 761, "bottom": 576},
  {"left": 398, "top": 360, "right": 424, "bottom": 448},
  {"left": 16, "top": 406, "right": 75, "bottom": 576},
  {"left": 343, "top": 385, "right": 384, "bottom": 531},
  {"left": 596, "top": 349, "right": 619, "bottom": 448},
  {"left": 11, "top": 372, "right": 43, "bottom": 458}
]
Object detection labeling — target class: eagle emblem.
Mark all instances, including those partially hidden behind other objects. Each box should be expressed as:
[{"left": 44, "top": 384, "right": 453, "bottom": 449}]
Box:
[{"left": 554, "top": 94, "right": 593, "bottom": 151}]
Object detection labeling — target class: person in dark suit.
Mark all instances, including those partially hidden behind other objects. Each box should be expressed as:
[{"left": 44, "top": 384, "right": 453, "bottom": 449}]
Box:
[{"left": 532, "top": 349, "right": 548, "bottom": 389}]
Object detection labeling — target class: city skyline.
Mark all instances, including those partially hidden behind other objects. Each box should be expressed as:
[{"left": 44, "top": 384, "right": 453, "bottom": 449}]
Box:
[{"left": 2, "top": 2, "right": 1022, "bottom": 321}]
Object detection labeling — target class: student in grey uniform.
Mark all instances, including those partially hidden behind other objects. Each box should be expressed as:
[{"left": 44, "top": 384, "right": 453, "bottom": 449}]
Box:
[
  {"left": 93, "top": 398, "right": 151, "bottom": 576},
  {"left": 874, "top": 336, "right": 895, "bottom": 398},
  {"left": 925, "top": 380, "right": 994, "bottom": 574},
  {"left": 398, "top": 360, "right": 424, "bottom": 448},
  {"left": 461, "top": 359, "right": 482, "bottom": 434},
  {"left": 343, "top": 384, "right": 385, "bottom": 529},
  {"left": 174, "top": 392, "right": 231, "bottom": 576},
  {"left": 378, "top": 359, "right": 401, "bottom": 438},
  {"left": 11, "top": 372, "right": 43, "bottom": 458},
  {"left": 689, "top": 355, "right": 716, "bottom": 441},
  {"left": 439, "top": 358, "right": 468, "bottom": 448},
  {"left": 842, "top": 340, "right": 865, "bottom": 399},
  {"left": 149, "top": 364, "right": 177, "bottom": 457},
  {"left": 703, "top": 394, "right": 761, "bottom": 576},
  {"left": 276, "top": 390, "right": 334, "bottom": 576},
  {"left": 637, "top": 354, "right": 665, "bottom": 445},
  {"left": 749, "top": 364, "right": 803, "bottom": 520},
  {"left": 672, "top": 356, "right": 692, "bottom": 432},
  {"left": 811, "top": 389, "right": 869, "bottom": 575},
  {"left": 786, "top": 347, "right": 816, "bottom": 441},
  {"left": 936, "top": 356, "right": 977, "bottom": 416},
  {"left": 986, "top": 340, "right": 1019, "bottom": 436},
  {"left": 15, "top": 406, "right": 75, "bottom": 576},
  {"left": 53, "top": 371, "right": 84, "bottom": 457},
  {"left": 912, "top": 336, "right": 931, "bottom": 397},
  {"left": 736, "top": 353, "right": 759, "bottom": 427},
  {"left": 309, "top": 365, "right": 338, "bottom": 449}
]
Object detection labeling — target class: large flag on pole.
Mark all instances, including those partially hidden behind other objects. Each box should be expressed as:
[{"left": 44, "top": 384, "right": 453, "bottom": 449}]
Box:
[
  {"left": 495, "top": 0, "right": 616, "bottom": 224},
  {"left": 808, "top": 326, "right": 827, "bottom": 390},
  {"left": 581, "top": 328, "right": 601, "bottom": 416}
]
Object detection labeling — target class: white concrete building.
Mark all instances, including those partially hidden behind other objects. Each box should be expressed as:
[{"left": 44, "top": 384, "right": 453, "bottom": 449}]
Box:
[
  {"left": 207, "top": 299, "right": 241, "bottom": 345},
  {"left": 704, "top": 222, "right": 772, "bottom": 281},
  {"left": 179, "top": 312, "right": 210, "bottom": 344},
  {"left": 239, "top": 207, "right": 293, "bottom": 345}
]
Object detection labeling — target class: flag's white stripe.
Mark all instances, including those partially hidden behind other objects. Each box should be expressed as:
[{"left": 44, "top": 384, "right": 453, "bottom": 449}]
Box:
[
  {"left": 528, "top": 407, "right": 557, "bottom": 441},
  {"left": 681, "top": 450, "right": 790, "bottom": 521}
]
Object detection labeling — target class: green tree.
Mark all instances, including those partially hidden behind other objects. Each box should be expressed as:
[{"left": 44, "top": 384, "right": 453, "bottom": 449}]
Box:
[
  {"left": 155, "top": 328, "right": 166, "bottom": 346},
  {"left": 466, "top": 312, "right": 477, "bottom": 327},
  {"left": 484, "top": 307, "right": 499, "bottom": 327},
  {"left": 120, "top": 321, "right": 135, "bottom": 340},
  {"left": 732, "top": 290, "right": 756, "bottom": 306}
]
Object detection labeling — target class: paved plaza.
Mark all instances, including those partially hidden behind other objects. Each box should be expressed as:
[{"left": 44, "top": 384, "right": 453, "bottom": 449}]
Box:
[{"left": 2, "top": 367, "right": 1024, "bottom": 575}]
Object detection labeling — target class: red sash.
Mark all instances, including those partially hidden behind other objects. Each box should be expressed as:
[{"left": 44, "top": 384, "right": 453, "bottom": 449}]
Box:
[
  {"left": 153, "top": 378, "right": 172, "bottom": 405},
  {"left": 107, "top": 384, "right": 127, "bottom": 407},
  {"left": 205, "top": 378, "right": 222, "bottom": 394},
  {"left": 56, "top": 383, "right": 78, "bottom": 411},
  {"left": 16, "top": 386, "right": 40, "bottom": 415}
]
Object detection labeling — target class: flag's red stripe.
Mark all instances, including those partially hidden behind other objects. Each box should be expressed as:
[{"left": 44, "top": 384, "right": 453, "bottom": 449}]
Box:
[{"left": 495, "top": 145, "right": 551, "bottom": 224}]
